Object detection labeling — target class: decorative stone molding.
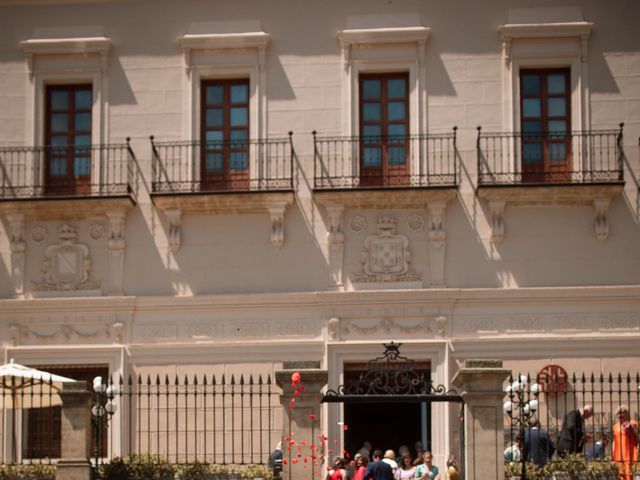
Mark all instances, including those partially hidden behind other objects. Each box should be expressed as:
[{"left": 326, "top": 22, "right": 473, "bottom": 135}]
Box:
[
  {"left": 7, "top": 325, "right": 19, "bottom": 346},
  {"left": 341, "top": 317, "right": 441, "bottom": 337},
  {"left": 326, "top": 204, "right": 345, "bottom": 291},
  {"left": 435, "top": 315, "right": 448, "bottom": 338},
  {"left": 321, "top": 304, "right": 452, "bottom": 321},
  {"left": 593, "top": 198, "right": 610, "bottom": 242},
  {"left": 353, "top": 216, "right": 421, "bottom": 284},
  {"left": 267, "top": 201, "right": 288, "bottom": 248},
  {"left": 33, "top": 224, "right": 99, "bottom": 293},
  {"left": 89, "top": 223, "right": 105, "bottom": 241},
  {"left": 112, "top": 322, "right": 125, "bottom": 344},
  {"left": 348, "top": 215, "right": 367, "bottom": 234},
  {"left": 427, "top": 201, "right": 447, "bottom": 287},
  {"left": 327, "top": 317, "right": 340, "bottom": 341},
  {"left": 165, "top": 209, "right": 182, "bottom": 253},
  {"left": 407, "top": 214, "right": 425, "bottom": 233},
  {"left": 20, "top": 323, "right": 111, "bottom": 344},
  {"left": 31, "top": 225, "right": 48, "bottom": 243},
  {"left": 488, "top": 200, "right": 506, "bottom": 243},
  {"left": 106, "top": 210, "right": 127, "bottom": 295},
  {"left": 6, "top": 213, "right": 26, "bottom": 297},
  {"left": 179, "top": 31, "right": 270, "bottom": 72}
]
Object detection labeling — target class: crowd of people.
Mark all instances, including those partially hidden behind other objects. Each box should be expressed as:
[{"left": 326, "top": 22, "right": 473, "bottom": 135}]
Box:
[
  {"left": 325, "top": 441, "right": 460, "bottom": 480},
  {"left": 503, "top": 404, "right": 638, "bottom": 480}
]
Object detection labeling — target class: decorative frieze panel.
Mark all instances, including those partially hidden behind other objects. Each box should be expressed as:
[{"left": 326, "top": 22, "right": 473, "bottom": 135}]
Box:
[
  {"left": 455, "top": 313, "right": 640, "bottom": 336},
  {"left": 335, "top": 315, "right": 448, "bottom": 340},
  {"left": 321, "top": 304, "right": 452, "bottom": 321},
  {"left": 33, "top": 224, "right": 100, "bottom": 294}
]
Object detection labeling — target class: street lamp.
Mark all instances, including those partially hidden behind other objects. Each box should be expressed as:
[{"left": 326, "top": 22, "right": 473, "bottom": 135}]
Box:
[
  {"left": 92, "top": 376, "right": 117, "bottom": 474},
  {"left": 504, "top": 374, "right": 541, "bottom": 480}
]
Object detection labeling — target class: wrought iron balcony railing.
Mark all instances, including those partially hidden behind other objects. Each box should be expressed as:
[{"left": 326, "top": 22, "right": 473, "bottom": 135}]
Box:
[
  {"left": 0, "top": 141, "right": 137, "bottom": 200},
  {"left": 477, "top": 124, "right": 624, "bottom": 186},
  {"left": 150, "top": 135, "right": 294, "bottom": 194},
  {"left": 313, "top": 129, "right": 458, "bottom": 189}
]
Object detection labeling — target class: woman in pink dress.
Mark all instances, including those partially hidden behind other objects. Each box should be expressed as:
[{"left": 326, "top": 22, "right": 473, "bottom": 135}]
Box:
[
  {"left": 351, "top": 454, "right": 369, "bottom": 480},
  {"left": 327, "top": 457, "right": 348, "bottom": 480},
  {"left": 395, "top": 453, "right": 416, "bottom": 480}
]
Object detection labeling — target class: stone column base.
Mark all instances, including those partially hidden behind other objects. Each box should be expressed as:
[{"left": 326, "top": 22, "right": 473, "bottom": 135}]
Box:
[{"left": 56, "top": 459, "right": 91, "bottom": 480}]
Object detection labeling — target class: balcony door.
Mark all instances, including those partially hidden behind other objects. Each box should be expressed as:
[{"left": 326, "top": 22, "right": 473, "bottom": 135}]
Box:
[
  {"left": 45, "top": 85, "right": 92, "bottom": 195},
  {"left": 359, "top": 73, "right": 409, "bottom": 187},
  {"left": 520, "top": 69, "right": 571, "bottom": 182},
  {"left": 201, "top": 79, "right": 250, "bottom": 191}
]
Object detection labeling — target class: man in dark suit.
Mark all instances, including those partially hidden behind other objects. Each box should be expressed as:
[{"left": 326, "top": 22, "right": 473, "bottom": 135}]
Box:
[
  {"left": 524, "top": 417, "right": 555, "bottom": 466},
  {"left": 557, "top": 405, "right": 593, "bottom": 456},
  {"left": 364, "top": 449, "right": 394, "bottom": 480}
]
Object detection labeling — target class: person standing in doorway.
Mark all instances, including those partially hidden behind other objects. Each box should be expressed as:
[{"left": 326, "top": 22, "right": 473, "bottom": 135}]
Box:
[
  {"left": 363, "top": 449, "right": 394, "bottom": 480},
  {"left": 557, "top": 405, "right": 593, "bottom": 456}
]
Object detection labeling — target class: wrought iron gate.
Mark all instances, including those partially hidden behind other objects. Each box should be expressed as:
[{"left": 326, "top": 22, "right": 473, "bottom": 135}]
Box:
[{"left": 322, "top": 342, "right": 465, "bottom": 478}]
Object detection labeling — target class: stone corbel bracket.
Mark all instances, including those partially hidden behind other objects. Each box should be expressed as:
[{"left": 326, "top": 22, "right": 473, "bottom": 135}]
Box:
[
  {"left": 488, "top": 199, "right": 506, "bottom": 244},
  {"left": 6, "top": 213, "right": 26, "bottom": 298},
  {"left": 267, "top": 201, "right": 288, "bottom": 248},
  {"left": 165, "top": 209, "right": 182, "bottom": 253},
  {"left": 427, "top": 200, "right": 448, "bottom": 288},
  {"left": 593, "top": 197, "right": 611, "bottom": 242},
  {"left": 326, "top": 204, "right": 345, "bottom": 291}
]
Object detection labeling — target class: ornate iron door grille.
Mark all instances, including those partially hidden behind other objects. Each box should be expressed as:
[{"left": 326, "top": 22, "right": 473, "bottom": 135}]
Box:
[{"left": 322, "top": 342, "right": 462, "bottom": 404}]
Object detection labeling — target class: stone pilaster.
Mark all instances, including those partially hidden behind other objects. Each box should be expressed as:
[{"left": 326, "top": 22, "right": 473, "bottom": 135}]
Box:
[
  {"left": 6, "top": 213, "right": 26, "bottom": 298},
  {"left": 326, "top": 205, "right": 345, "bottom": 291},
  {"left": 427, "top": 201, "right": 447, "bottom": 287},
  {"left": 56, "top": 381, "right": 92, "bottom": 480},
  {"left": 106, "top": 209, "right": 126, "bottom": 295},
  {"left": 276, "top": 361, "right": 328, "bottom": 480},
  {"left": 452, "top": 360, "right": 510, "bottom": 480}
]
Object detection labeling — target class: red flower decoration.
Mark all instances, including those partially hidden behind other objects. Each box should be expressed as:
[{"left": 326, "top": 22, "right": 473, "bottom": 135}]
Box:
[
  {"left": 342, "top": 424, "right": 349, "bottom": 431},
  {"left": 309, "top": 414, "right": 316, "bottom": 420},
  {"left": 291, "top": 372, "right": 302, "bottom": 387}
]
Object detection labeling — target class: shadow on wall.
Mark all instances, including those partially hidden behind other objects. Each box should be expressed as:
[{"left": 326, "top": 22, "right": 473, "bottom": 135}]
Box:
[{"left": 0, "top": 219, "right": 13, "bottom": 298}]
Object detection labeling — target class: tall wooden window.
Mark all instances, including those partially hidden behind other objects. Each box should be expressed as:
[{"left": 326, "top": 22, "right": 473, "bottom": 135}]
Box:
[
  {"left": 201, "top": 79, "right": 250, "bottom": 190},
  {"left": 45, "top": 84, "right": 92, "bottom": 194},
  {"left": 520, "top": 69, "right": 571, "bottom": 182},
  {"left": 25, "top": 365, "right": 108, "bottom": 459},
  {"left": 359, "top": 73, "right": 410, "bottom": 186}
]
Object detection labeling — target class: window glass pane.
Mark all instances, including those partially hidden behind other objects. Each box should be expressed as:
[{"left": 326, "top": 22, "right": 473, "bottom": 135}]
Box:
[
  {"left": 75, "top": 90, "right": 92, "bottom": 109},
  {"left": 206, "top": 109, "right": 224, "bottom": 127},
  {"left": 388, "top": 102, "right": 406, "bottom": 121},
  {"left": 362, "top": 147, "right": 381, "bottom": 166},
  {"left": 522, "top": 99, "right": 541, "bottom": 118},
  {"left": 50, "top": 157, "right": 67, "bottom": 176},
  {"left": 75, "top": 113, "right": 91, "bottom": 131},
  {"left": 206, "top": 85, "right": 224, "bottom": 104},
  {"left": 522, "top": 143, "right": 543, "bottom": 164},
  {"left": 362, "top": 125, "right": 381, "bottom": 140},
  {"left": 230, "top": 130, "right": 249, "bottom": 148},
  {"left": 388, "top": 146, "right": 406, "bottom": 165},
  {"left": 548, "top": 120, "right": 567, "bottom": 134},
  {"left": 523, "top": 121, "right": 542, "bottom": 134},
  {"left": 74, "top": 135, "right": 91, "bottom": 149},
  {"left": 205, "top": 152, "right": 223, "bottom": 172},
  {"left": 549, "top": 143, "right": 567, "bottom": 163},
  {"left": 362, "top": 79, "right": 381, "bottom": 99},
  {"left": 206, "top": 130, "right": 224, "bottom": 146},
  {"left": 548, "top": 98, "right": 566, "bottom": 117},
  {"left": 51, "top": 91, "right": 69, "bottom": 110},
  {"left": 230, "top": 84, "right": 248, "bottom": 104},
  {"left": 548, "top": 74, "right": 566, "bottom": 94},
  {"left": 74, "top": 157, "right": 91, "bottom": 176},
  {"left": 387, "top": 124, "right": 406, "bottom": 138},
  {"left": 363, "top": 103, "right": 381, "bottom": 121},
  {"left": 387, "top": 78, "right": 406, "bottom": 98},
  {"left": 51, "top": 114, "right": 68, "bottom": 133},
  {"left": 521, "top": 75, "right": 541, "bottom": 95},
  {"left": 230, "top": 152, "right": 248, "bottom": 170},
  {"left": 50, "top": 136, "right": 68, "bottom": 147},
  {"left": 230, "top": 107, "right": 248, "bottom": 126}
]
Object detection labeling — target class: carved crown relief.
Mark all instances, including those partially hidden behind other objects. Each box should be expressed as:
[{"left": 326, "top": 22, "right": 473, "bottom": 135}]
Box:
[
  {"left": 353, "top": 216, "right": 421, "bottom": 283},
  {"left": 33, "top": 224, "right": 100, "bottom": 292}
]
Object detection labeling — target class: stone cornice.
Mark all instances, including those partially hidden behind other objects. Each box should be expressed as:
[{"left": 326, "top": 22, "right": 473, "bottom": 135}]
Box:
[
  {"left": 178, "top": 31, "right": 270, "bottom": 51},
  {"left": 0, "top": 285, "right": 638, "bottom": 317},
  {"left": 338, "top": 26, "right": 430, "bottom": 47},
  {"left": 20, "top": 36, "right": 112, "bottom": 56},
  {"left": 498, "top": 22, "right": 593, "bottom": 41}
]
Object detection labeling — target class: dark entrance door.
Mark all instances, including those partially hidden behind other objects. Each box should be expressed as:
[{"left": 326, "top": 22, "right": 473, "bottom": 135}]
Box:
[{"left": 344, "top": 401, "right": 425, "bottom": 459}]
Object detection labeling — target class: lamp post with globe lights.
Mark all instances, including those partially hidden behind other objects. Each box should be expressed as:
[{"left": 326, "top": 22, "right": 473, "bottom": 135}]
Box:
[
  {"left": 503, "top": 374, "right": 541, "bottom": 480},
  {"left": 92, "top": 376, "right": 118, "bottom": 473}
]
